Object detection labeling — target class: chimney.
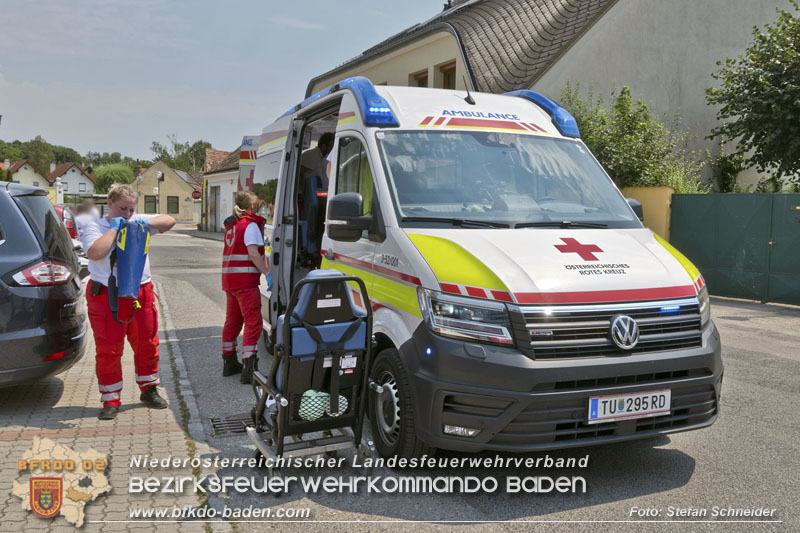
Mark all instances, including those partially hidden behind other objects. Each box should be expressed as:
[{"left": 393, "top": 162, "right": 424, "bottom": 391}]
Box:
[
  {"left": 50, "top": 162, "right": 56, "bottom": 174},
  {"left": 3, "top": 159, "right": 8, "bottom": 173}
]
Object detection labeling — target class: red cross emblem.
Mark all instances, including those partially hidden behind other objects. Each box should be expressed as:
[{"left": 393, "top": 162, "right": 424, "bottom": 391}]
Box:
[
  {"left": 245, "top": 169, "right": 254, "bottom": 190},
  {"left": 555, "top": 237, "right": 603, "bottom": 261}
]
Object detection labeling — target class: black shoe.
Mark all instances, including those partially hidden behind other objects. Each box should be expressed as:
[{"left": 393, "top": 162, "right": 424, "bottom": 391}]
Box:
[
  {"left": 140, "top": 385, "right": 168, "bottom": 409},
  {"left": 222, "top": 355, "right": 243, "bottom": 376},
  {"left": 240, "top": 357, "right": 257, "bottom": 385},
  {"left": 98, "top": 405, "right": 119, "bottom": 420}
]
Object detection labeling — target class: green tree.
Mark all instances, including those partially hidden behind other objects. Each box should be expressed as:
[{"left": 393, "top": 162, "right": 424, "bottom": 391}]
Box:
[
  {"left": 151, "top": 134, "right": 211, "bottom": 172},
  {"left": 706, "top": 1, "right": 800, "bottom": 184},
  {"left": 253, "top": 179, "right": 278, "bottom": 204},
  {"left": 1, "top": 166, "right": 9, "bottom": 182},
  {"left": 52, "top": 145, "right": 82, "bottom": 164},
  {"left": 560, "top": 83, "right": 707, "bottom": 193},
  {"left": 94, "top": 163, "right": 134, "bottom": 194},
  {"left": 20, "top": 136, "right": 55, "bottom": 174},
  {"left": 0, "top": 140, "right": 23, "bottom": 162}
]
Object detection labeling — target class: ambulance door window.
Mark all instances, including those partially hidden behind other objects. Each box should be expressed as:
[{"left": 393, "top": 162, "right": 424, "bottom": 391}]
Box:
[{"left": 336, "top": 136, "right": 374, "bottom": 217}]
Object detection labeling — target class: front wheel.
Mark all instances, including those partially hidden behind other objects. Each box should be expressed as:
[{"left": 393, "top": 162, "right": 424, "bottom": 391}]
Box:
[{"left": 368, "top": 348, "right": 432, "bottom": 459}]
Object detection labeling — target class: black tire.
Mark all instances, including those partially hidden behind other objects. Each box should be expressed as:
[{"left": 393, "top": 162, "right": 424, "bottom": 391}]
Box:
[{"left": 368, "top": 348, "right": 431, "bottom": 459}]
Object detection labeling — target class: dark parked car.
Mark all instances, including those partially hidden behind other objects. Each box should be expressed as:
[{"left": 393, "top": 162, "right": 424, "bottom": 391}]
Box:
[{"left": 0, "top": 183, "right": 87, "bottom": 387}]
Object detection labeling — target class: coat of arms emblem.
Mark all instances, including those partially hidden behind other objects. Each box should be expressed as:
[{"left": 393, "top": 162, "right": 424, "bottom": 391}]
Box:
[{"left": 30, "top": 478, "right": 63, "bottom": 519}]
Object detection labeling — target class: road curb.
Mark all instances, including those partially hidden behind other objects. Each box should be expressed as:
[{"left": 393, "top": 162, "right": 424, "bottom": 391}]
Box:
[{"left": 153, "top": 278, "right": 230, "bottom": 532}]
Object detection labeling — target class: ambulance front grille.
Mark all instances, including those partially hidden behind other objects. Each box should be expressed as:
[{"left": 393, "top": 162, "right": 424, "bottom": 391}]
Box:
[{"left": 520, "top": 298, "right": 703, "bottom": 359}]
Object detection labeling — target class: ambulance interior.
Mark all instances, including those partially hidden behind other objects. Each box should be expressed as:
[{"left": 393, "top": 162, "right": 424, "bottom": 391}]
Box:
[{"left": 293, "top": 112, "right": 337, "bottom": 277}]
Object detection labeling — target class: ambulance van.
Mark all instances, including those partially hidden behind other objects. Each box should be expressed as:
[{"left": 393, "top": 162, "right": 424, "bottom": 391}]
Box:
[{"left": 254, "top": 77, "right": 722, "bottom": 458}]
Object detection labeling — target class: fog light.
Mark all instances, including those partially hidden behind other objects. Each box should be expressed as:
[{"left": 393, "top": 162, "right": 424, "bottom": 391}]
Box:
[{"left": 443, "top": 425, "right": 480, "bottom": 437}]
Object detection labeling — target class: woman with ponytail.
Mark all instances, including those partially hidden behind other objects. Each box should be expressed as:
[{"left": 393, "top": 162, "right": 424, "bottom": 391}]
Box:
[{"left": 220, "top": 191, "right": 269, "bottom": 383}]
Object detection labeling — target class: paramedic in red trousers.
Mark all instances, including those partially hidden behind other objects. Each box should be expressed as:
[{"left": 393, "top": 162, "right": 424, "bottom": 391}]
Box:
[
  {"left": 80, "top": 184, "right": 176, "bottom": 420},
  {"left": 221, "top": 191, "right": 269, "bottom": 384}
]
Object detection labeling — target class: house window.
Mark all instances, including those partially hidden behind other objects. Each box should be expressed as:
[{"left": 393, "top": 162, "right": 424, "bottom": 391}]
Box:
[
  {"left": 33, "top": 181, "right": 39, "bottom": 187},
  {"left": 438, "top": 61, "right": 456, "bottom": 89},
  {"left": 410, "top": 69, "right": 428, "bottom": 88},
  {"left": 144, "top": 195, "right": 157, "bottom": 214},
  {"left": 79, "top": 183, "right": 86, "bottom": 192},
  {"left": 63, "top": 182, "right": 69, "bottom": 192},
  {"left": 167, "top": 196, "right": 179, "bottom": 214}
]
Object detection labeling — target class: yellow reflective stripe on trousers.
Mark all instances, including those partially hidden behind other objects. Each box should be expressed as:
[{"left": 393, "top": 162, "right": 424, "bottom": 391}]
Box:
[
  {"left": 407, "top": 234, "right": 509, "bottom": 291},
  {"left": 653, "top": 233, "right": 701, "bottom": 282},
  {"left": 321, "top": 259, "right": 421, "bottom": 318}
]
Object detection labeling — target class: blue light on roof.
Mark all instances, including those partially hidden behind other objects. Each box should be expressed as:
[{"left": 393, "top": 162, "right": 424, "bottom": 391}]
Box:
[
  {"left": 277, "top": 76, "right": 398, "bottom": 127},
  {"left": 504, "top": 90, "right": 580, "bottom": 138},
  {"left": 660, "top": 305, "right": 681, "bottom": 313}
]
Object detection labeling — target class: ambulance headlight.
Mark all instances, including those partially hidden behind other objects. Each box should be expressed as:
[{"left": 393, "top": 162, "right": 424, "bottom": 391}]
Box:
[
  {"left": 698, "top": 286, "right": 711, "bottom": 327},
  {"left": 418, "top": 288, "right": 513, "bottom": 346}
]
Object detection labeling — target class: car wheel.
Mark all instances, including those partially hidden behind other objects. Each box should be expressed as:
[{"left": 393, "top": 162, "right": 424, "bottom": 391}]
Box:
[{"left": 368, "top": 347, "right": 431, "bottom": 459}]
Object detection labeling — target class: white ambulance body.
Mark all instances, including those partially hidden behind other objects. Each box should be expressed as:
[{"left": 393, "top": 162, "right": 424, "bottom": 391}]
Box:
[{"left": 254, "top": 77, "right": 721, "bottom": 458}]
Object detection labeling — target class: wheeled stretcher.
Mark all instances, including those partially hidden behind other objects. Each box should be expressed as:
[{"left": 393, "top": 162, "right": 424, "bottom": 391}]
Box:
[{"left": 247, "top": 270, "right": 376, "bottom": 477}]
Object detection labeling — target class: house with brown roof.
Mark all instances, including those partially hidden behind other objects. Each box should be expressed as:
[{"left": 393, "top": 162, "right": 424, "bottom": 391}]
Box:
[
  {"left": 132, "top": 160, "right": 201, "bottom": 223},
  {"left": 203, "top": 148, "right": 240, "bottom": 232},
  {"left": 46, "top": 163, "right": 95, "bottom": 195},
  {"left": 3, "top": 160, "right": 48, "bottom": 188},
  {"left": 307, "top": 0, "right": 788, "bottom": 186}
]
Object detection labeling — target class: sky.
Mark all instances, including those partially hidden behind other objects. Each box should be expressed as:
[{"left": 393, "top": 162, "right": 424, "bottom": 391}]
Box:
[{"left": 0, "top": 0, "right": 445, "bottom": 160}]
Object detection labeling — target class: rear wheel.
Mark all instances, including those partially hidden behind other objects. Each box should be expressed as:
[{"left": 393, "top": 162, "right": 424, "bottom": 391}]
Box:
[{"left": 368, "top": 348, "right": 431, "bottom": 459}]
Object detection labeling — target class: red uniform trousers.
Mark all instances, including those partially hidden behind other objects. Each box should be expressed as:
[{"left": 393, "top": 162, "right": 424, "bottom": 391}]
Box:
[
  {"left": 86, "top": 280, "right": 160, "bottom": 407},
  {"left": 222, "top": 286, "right": 261, "bottom": 360}
]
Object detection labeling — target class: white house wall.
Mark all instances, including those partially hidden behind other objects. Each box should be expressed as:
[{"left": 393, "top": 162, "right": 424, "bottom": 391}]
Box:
[
  {"left": 531, "top": 0, "right": 792, "bottom": 187},
  {"left": 58, "top": 167, "right": 95, "bottom": 194},
  {"left": 205, "top": 170, "right": 238, "bottom": 232}
]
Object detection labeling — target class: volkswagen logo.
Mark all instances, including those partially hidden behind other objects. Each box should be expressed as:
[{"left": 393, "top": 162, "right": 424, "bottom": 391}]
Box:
[{"left": 610, "top": 315, "right": 639, "bottom": 350}]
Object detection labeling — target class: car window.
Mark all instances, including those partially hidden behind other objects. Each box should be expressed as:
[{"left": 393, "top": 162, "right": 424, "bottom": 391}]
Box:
[{"left": 13, "top": 195, "right": 78, "bottom": 268}]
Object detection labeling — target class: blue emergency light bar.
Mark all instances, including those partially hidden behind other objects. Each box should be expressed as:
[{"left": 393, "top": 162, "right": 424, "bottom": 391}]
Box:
[
  {"left": 660, "top": 305, "right": 681, "bottom": 313},
  {"left": 278, "top": 76, "right": 399, "bottom": 127},
  {"left": 504, "top": 90, "right": 581, "bottom": 138}
]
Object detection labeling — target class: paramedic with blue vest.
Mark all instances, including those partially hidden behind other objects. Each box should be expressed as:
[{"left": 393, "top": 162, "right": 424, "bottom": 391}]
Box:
[
  {"left": 221, "top": 191, "right": 269, "bottom": 384},
  {"left": 81, "top": 184, "right": 176, "bottom": 420}
]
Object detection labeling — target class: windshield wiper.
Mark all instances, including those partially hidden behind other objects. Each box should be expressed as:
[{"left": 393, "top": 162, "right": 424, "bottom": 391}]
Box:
[
  {"left": 515, "top": 220, "right": 608, "bottom": 229},
  {"left": 401, "top": 216, "right": 510, "bottom": 228}
]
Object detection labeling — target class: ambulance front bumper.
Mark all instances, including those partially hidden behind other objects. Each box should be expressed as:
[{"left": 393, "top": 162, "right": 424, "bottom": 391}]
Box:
[{"left": 402, "top": 321, "right": 722, "bottom": 453}]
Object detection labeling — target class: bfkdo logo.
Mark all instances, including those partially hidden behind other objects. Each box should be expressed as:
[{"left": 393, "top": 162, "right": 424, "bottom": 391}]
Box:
[{"left": 30, "top": 478, "right": 63, "bottom": 519}]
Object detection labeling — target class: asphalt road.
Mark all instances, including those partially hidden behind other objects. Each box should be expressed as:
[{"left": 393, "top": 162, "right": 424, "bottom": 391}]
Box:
[{"left": 150, "top": 229, "right": 799, "bottom": 531}]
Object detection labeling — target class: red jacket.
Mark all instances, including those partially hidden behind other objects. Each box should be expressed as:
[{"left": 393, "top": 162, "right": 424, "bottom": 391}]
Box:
[{"left": 222, "top": 211, "right": 266, "bottom": 291}]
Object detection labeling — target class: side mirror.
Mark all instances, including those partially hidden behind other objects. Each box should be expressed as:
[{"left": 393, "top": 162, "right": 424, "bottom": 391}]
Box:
[
  {"left": 626, "top": 198, "right": 644, "bottom": 221},
  {"left": 327, "top": 192, "right": 372, "bottom": 242}
]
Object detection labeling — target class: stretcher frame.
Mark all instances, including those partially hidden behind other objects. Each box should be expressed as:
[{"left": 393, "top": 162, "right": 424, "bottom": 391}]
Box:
[{"left": 247, "top": 275, "right": 376, "bottom": 476}]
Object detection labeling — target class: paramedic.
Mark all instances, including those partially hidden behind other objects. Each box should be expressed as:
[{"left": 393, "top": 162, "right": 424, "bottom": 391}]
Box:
[
  {"left": 81, "top": 184, "right": 176, "bottom": 421},
  {"left": 300, "top": 131, "right": 335, "bottom": 188},
  {"left": 221, "top": 191, "right": 270, "bottom": 384}
]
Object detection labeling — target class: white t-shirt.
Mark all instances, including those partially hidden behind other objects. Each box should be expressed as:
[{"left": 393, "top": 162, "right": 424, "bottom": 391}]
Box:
[
  {"left": 243, "top": 222, "right": 263, "bottom": 246},
  {"left": 79, "top": 215, "right": 159, "bottom": 286},
  {"left": 300, "top": 147, "right": 325, "bottom": 180}
]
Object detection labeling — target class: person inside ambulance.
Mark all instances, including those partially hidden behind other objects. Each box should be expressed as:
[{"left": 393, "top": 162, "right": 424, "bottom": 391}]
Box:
[
  {"left": 80, "top": 184, "right": 176, "bottom": 421},
  {"left": 221, "top": 191, "right": 270, "bottom": 384},
  {"left": 297, "top": 132, "right": 334, "bottom": 265}
]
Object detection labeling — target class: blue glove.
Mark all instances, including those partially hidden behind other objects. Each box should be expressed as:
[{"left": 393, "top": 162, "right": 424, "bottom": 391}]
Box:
[
  {"left": 266, "top": 274, "right": 273, "bottom": 291},
  {"left": 109, "top": 217, "right": 125, "bottom": 231},
  {"left": 134, "top": 219, "right": 150, "bottom": 230}
]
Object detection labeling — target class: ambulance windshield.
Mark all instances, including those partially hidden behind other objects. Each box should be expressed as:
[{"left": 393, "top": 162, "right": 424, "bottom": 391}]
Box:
[{"left": 377, "top": 131, "right": 640, "bottom": 229}]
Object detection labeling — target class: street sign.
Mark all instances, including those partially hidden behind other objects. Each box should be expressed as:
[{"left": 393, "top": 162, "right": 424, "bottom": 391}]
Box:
[{"left": 192, "top": 190, "right": 201, "bottom": 199}]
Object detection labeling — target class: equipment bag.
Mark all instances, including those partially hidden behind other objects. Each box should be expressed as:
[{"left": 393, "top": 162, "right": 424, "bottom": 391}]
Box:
[{"left": 108, "top": 220, "right": 150, "bottom": 324}]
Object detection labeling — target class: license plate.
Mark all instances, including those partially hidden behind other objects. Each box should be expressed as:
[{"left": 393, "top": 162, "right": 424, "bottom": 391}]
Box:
[{"left": 587, "top": 389, "right": 671, "bottom": 424}]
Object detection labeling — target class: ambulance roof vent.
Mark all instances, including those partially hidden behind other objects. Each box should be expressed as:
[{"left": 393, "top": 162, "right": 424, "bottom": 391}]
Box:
[
  {"left": 504, "top": 90, "right": 580, "bottom": 138},
  {"left": 279, "top": 76, "right": 399, "bottom": 128}
]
